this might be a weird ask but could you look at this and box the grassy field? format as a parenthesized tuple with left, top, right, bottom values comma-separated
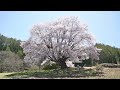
(0, 68, 120, 79)
(79, 68, 120, 79)
(97, 68, 120, 79)
(0, 72, 15, 79)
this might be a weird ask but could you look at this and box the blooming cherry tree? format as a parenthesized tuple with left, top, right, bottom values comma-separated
(21, 16, 100, 69)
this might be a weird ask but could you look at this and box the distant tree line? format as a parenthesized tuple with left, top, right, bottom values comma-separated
(96, 43, 120, 64)
(82, 43, 120, 66)
(0, 33, 24, 59)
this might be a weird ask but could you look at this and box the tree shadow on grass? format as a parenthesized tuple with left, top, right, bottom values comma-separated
(6, 69, 104, 79)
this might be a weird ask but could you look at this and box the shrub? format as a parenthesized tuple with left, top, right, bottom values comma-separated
(42, 63, 60, 70)
(85, 69, 97, 76)
(27, 65, 39, 72)
(95, 65, 104, 74)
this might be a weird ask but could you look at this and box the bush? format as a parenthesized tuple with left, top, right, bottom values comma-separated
(101, 63, 120, 68)
(27, 65, 39, 72)
(42, 63, 60, 70)
(95, 65, 104, 74)
(0, 51, 24, 72)
(85, 69, 97, 76)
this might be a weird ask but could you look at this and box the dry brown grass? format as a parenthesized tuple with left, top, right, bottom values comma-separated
(79, 68, 120, 79)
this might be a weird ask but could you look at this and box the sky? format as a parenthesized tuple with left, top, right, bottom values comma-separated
(0, 11, 120, 48)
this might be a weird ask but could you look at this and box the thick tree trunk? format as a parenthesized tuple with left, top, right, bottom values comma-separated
(38, 65, 41, 72)
(58, 60, 67, 69)
(0, 64, 3, 73)
(57, 56, 68, 69)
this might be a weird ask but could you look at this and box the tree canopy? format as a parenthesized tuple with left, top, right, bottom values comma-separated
(21, 16, 100, 69)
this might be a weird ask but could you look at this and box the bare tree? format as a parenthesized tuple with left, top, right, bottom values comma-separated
(21, 16, 100, 69)
(0, 51, 24, 72)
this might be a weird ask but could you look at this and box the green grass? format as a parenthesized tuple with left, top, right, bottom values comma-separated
(1, 67, 120, 79)
(5, 68, 99, 79)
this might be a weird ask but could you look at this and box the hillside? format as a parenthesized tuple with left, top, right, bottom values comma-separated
(0, 33, 24, 59)
(96, 43, 120, 64)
